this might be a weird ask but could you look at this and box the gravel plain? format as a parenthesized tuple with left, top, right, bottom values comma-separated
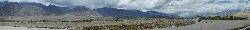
(0, 20, 193, 30)
(1, 20, 248, 30)
(151, 20, 250, 30)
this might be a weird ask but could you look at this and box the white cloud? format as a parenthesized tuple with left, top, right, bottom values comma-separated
(0, 0, 249, 17)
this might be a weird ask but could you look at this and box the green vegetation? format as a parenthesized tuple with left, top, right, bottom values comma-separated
(201, 16, 248, 20)
(0, 17, 18, 22)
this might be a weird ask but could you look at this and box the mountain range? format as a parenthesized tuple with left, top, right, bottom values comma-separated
(0, 2, 178, 18)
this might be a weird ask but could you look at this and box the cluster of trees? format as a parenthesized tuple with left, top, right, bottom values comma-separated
(198, 15, 248, 20)
(0, 17, 19, 22)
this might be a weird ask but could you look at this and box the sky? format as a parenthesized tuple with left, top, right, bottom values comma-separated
(1, 0, 250, 17)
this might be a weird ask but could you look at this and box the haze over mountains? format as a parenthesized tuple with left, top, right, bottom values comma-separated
(0, 2, 176, 18)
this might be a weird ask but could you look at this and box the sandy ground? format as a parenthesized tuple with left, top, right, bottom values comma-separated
(0, 26, 67, 30)
(151, 20, 250, 30)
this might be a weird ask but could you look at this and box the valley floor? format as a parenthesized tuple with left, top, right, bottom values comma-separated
(0, 20, 249, 30)
(150, 20, 250, 30)
(0, 20, 193, 30)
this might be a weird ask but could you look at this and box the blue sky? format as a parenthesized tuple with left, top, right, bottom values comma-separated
(1, 0, 250, 17)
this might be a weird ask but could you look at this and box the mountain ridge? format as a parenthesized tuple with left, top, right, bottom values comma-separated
(0, 2, 177, 18)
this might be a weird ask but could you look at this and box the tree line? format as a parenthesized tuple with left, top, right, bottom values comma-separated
(198, 15, 248, 20)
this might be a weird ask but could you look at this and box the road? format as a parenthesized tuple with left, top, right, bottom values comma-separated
(151, 20, 250, 30)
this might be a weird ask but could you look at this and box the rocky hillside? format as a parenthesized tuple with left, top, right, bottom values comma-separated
(0, 2, 102, 17)
(67, 6, 103, 17)
(14, 5, 47, 16)
(0, 2, 177, 20)
(0, 2, 20, 16)
(96, 7, 178, 18)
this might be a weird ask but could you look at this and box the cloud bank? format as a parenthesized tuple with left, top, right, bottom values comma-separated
(1, 0, 250, 17)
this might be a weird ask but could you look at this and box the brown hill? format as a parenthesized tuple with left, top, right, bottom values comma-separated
(233, 9, 250, 19)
